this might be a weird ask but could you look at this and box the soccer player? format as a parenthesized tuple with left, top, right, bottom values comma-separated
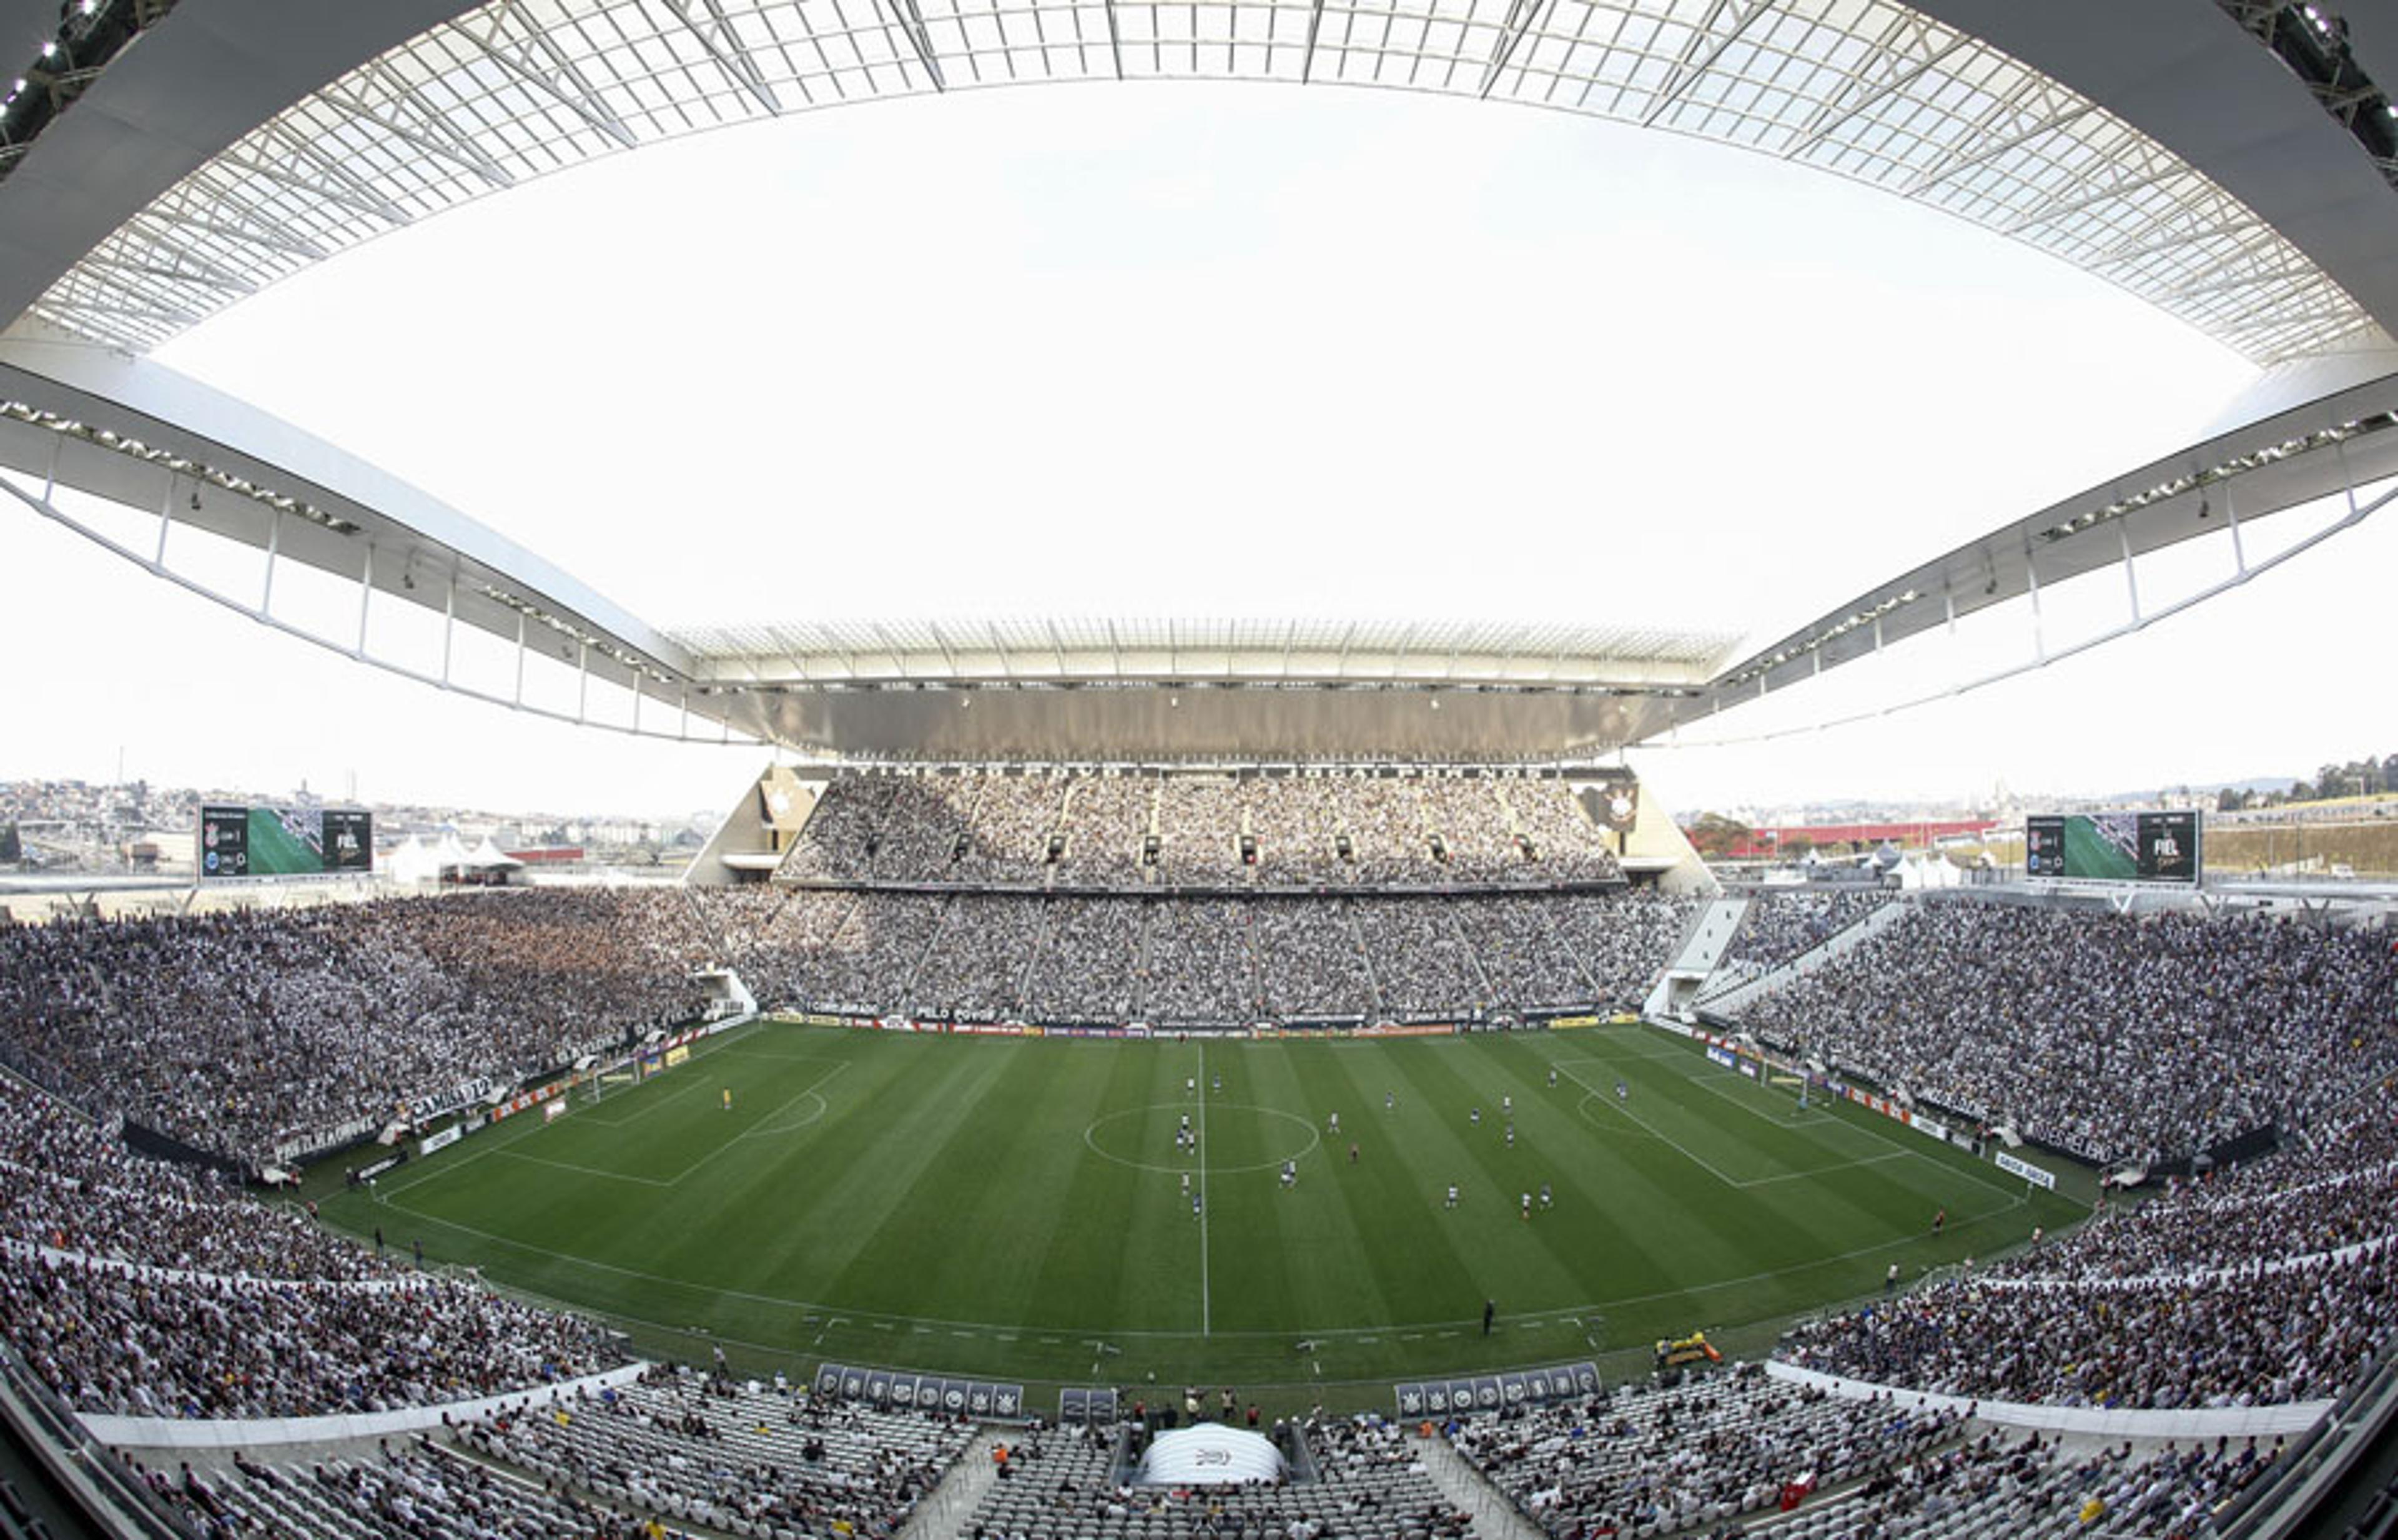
(1445, 1183, 1459, 1209)
(1385, 1090, 1396, 1111)
(723, 1087, 733, 1113)
(1505, 1123, 1516, 1148)
(1470, 1107, 1481, 1126)
(1616, 1080, 1628, 1102)
(1547, 1067, 1558, 1090)
(1932, 1207, 1947, 1234)
(1349, 1142, 1359, 1164)
(1539, 1183, 1552, 1209)
(1520, 1192, 1531, 1220)
(1502, 1095, 1512, 1115)
(1281, 1160, 1296, 1190)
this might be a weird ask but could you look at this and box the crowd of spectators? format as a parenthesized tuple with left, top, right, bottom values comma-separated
(1722, 889, 1897, 973)
(1448, 1371, 1965, 1536)
(0, 889, 718, 1165)
(1777, 1242, 2395, 1411)
(1447, 1365, 2290, 1538)
(1734, 902, 2398, 1163)
(1980, 1083, 2398, 1286)
(1774, 1080, 2398, 1412)
(0, 1078, 383, 1283)
(1757, 1426, 2280, 1540)
(692, 889, 1695, 1024)
(773, 769, 1626, 889)
(0, 1077, 626, 1421)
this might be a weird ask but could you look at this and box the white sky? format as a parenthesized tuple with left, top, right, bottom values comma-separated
(4, 83, 2389, 820)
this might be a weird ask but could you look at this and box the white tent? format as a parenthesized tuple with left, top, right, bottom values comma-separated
(1136, 1426, 1285, 1486)
(464, 836, 524, 872)
(384, 836, 438, 886)
(1898, 852, 1961, 890)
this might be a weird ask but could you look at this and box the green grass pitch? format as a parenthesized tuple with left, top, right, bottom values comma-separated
(320, 1020, 2086, 1403)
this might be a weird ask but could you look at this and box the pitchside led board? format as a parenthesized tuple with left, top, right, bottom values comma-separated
(2025, 811, 2201, 885)
(198, 805, 374, 879)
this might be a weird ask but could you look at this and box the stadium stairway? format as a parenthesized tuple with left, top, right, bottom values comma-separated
(1411, 1429, 1544, 1540)
(1642, 895, 1746, 1021)
(899, 1426, 1009, 1540)
(1695, 897, 1912, 1019)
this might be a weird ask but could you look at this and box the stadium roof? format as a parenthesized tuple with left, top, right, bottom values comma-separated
(1, 0, 2396, 760)
(2, 1, 2397, 364)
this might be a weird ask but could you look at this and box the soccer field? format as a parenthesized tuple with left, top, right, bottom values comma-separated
(323, 1020, 2083, 1400)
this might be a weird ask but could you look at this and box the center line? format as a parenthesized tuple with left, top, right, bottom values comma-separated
(1198, 1041, 1211, 1337)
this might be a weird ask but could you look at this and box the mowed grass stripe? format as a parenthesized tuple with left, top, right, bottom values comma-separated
(332, 1022, 2083, 1389)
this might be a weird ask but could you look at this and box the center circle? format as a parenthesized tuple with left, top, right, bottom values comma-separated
(1085, 1103, 1323, 1176)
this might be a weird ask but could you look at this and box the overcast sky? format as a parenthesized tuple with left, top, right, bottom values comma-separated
(2, 82, 2387, 820)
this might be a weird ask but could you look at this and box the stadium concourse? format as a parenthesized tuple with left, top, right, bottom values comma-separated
(0, 769, 2389, 1537)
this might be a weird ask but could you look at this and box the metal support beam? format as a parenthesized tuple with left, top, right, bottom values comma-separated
(1478, 0, 1556, 99)
(2022, 532, 2045, 663)
(468, 11, 639, 151)
(1779, 19, 1966, 160)
(260, 507, 281, 615)
(2119, 520, 2140, 624)
(440, 562, 458, 686)
(659, 0, 785, 116)
(1641, 0, 1773, 128)
(881, 0, 950, 91)
(329, 70, 518, 190)
(1998, 158, 2191, 239)
(355, 542, 375, 657)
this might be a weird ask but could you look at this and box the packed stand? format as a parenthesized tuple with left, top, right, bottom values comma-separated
(0, 1077, 390, 1284)
(1253, 901, 1382, 1020)
(1734, 902, 2398, 1164)
(695, 890, 1695, 1026)
(455, 1362, 970, 1538)
(1775, 1080, 2398, 1412)
(1549, 891, 1696, 1011)
(1145, 901, 1263, 1023)
(0, 1076, 628, 1421)
(0, 889, 718, 1166)
(1776, 1242, 2395, 1411)
(1351, 901, 1491, 1018)
(773, 769, 1626, 890)
(1154, 778, 1249, 886)
(908, 896, 1044, 1020)
(1722, 889, 1897, 973)
(1978, 1081, 2398, 1285)
(4, 1245, 626, 1421)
